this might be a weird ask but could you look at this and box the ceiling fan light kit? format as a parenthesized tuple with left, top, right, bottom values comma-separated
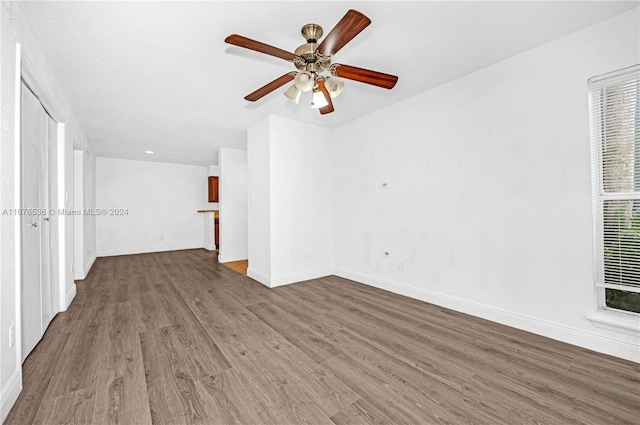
(294, 71, 315, 92)
(225, 9, 398, 115)
(311, 88, 329, 109)
(284, 84, 302, 104)
(323, 76, 344, 98)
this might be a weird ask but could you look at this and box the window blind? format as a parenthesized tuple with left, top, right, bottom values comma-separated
(589, 65, 640, 294)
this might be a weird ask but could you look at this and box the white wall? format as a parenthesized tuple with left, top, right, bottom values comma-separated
(247, 117, 272, 278)
(0, 2, 88, 421)
(72, 144, 97, 280)
(82, 148, 97, 276)
(218, 148, 248, 263)
(331, 10, 640, 361)
(208, 165, 220, 176)
(247, 115, 334, 287)
(73, 150, 84, 278)
(61, 128, 77, 306)
(96, 157, 208, 256)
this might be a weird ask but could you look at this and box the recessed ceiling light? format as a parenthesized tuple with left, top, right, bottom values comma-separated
(144, 150, 154, 154)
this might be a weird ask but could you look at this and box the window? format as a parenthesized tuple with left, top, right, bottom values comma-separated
(589, 64, 640, 314)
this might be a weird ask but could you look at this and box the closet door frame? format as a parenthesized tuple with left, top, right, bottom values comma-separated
(14, 43, 68, 367)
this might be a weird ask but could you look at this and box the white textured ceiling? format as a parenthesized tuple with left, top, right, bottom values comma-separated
(18, 1, 639, 165)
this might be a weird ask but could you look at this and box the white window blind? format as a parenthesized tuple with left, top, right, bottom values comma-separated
(589, 64, 640, 294)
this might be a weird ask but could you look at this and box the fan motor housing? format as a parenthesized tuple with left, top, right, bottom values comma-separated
(294, 23, 331, 71)
(294, 43, 318, 61)
(294, 42, 331, 71)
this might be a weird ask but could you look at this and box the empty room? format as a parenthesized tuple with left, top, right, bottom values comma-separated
(1, 1, 639, 424)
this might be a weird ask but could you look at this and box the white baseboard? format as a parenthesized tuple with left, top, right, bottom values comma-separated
(247, 267, 333, 288)
(64, 283, 76, 310)
(247, 267, 270, 287)
(203, 243, 216, 251)
(74, 252, 96, 280)
(1, 369, 22, 424)
(82, 252, 97, 279)
(270, 268, 334, 287)
(335, 268, 640, 363)
(74, 267, 84, 280)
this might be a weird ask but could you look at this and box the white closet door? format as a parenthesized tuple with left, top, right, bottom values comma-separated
(40, 115, 57, 329)
(21, 82, 46, 361)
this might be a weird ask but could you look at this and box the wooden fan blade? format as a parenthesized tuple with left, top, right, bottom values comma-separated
(245, 73, 295, 102)
(225, 34, 299, 61)
(332, 64, 398, 89)
(317, 10, 371, 57)
(317, 79, 334, 115)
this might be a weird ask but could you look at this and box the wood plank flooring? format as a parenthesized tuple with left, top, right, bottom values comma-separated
(221, 259, 248, 276)
(5, 249, 640, 425)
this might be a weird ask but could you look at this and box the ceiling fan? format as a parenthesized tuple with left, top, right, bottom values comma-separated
(225, 9, 398, 115)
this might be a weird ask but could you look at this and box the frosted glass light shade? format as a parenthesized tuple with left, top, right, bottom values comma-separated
(310, 89, 329, 108)
(324, 77, 344, 98)
(284, 84, 301, 104)
(294, 71, 314, 92)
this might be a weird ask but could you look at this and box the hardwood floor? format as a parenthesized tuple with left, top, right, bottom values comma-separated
(221, 259, 248, 276)
(5, 249, 639, 425)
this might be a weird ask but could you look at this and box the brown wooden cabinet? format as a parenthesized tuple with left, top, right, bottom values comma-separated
(208, 176, 219, 202)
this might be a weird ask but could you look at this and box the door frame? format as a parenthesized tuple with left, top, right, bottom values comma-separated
(14, 43, 68, 367)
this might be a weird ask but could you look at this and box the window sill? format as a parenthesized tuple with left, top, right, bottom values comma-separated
(587, 310, 640, 336)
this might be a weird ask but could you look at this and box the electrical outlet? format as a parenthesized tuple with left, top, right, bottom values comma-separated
(399, 261, 405, 270)
(9, 324, 15, 348)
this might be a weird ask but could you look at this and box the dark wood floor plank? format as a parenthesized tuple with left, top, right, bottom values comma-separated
(323, 303, 475, 390)
(269, 290, 344, 337)
(7, 249, 638, 425)
(332, 331, 518, 425)
(160, 324, 230, 381)
(414, 322, 640, 423)
(329, 327, 574, 425)
(130, 253, 153, 296)
(324, 354, 450, 425)
(32, 386, 96, 425)
(330, 398, 395, 425)
(139, 329, 208, 425)
(232, 330, 359, 418)
(275, 279, 339, 312)
(223, 347, 336, 425)
(568, 356, 640, 394)
(195, 370, 261, 425)
(105, 300, 141, 355)
(247, 301, 343, 363)
(219, 277, 280, 307)
(137, 290, 171, 331)
(42, 316, 105, 400)
(177, 279, 358, 420)
(221, 362, 317, 425)
(93, 349, 152, 425)
(2, 331, 70, 425)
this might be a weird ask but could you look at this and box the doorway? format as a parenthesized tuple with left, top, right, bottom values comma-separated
(20, 81, 57, 361)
